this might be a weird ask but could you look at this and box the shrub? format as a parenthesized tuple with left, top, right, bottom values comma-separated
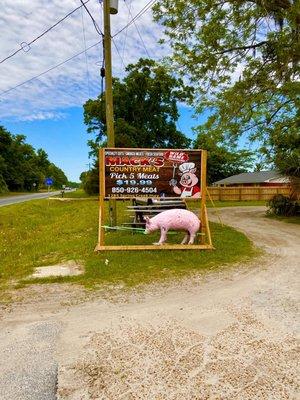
(267, 194, 299, 216)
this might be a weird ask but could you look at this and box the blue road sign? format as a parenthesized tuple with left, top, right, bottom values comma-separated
(45, 178, 54, 186)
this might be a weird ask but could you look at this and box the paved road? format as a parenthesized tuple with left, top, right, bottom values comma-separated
(0, 192, 61, 207)
(0, 320, 60, 400)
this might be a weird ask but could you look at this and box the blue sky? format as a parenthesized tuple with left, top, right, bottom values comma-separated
(2, 105, 204, 182)
(3, 107, 89, 182)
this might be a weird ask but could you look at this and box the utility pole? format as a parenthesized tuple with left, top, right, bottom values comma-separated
(103, 0, 118, 226)
(103, 0, 115, 147)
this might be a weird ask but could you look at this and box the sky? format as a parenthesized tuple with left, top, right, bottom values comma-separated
(0, 0, 206, 181)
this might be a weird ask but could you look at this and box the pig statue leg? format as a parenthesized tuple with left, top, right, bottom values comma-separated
(181, 233, 189, 244)
(154, 227, 167, 245)
(188, 232, 196, 244)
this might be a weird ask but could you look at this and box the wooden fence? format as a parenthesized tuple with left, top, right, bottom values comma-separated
(207, 186, 290, 201)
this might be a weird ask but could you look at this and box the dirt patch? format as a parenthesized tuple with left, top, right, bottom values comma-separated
(30, 260, 84, 278)
(58, 312, 298, 400)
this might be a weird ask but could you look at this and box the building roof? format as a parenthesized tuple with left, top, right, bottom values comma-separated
(213, 170, 288, 185)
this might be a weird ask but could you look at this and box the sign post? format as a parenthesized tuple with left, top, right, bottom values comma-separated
(44, 178, 54, 192)
(96, 148, 213, 251)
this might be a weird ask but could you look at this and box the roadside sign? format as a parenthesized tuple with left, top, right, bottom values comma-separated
(97, 147, 212, 251)
(45, 178, 54, 186)
(103, 148, 202, 198)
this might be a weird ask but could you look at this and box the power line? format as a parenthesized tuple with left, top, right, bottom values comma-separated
(0, 40, 102, 97)
(123, 0, 151, 58)
(0, 1, 156, 97)
(112, 38, 127, 69)
(122, 0, 132, 62)
(81, 6, 91, 97)
(98, 2, 127, 70)
(79, 0, 103, 36)
(113, 0, 157, 38)
(0, 0, 91, 65)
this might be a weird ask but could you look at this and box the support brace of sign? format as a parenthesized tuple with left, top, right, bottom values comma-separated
(95, 148, 213, 251)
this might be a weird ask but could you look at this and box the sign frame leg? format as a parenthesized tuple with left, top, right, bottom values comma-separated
(98, 148, 105, 249)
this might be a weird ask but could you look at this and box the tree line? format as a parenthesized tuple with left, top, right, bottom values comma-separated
(0, 126, 69, 193)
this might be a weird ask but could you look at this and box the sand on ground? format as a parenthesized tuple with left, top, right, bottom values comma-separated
(0, 206, 299, 399)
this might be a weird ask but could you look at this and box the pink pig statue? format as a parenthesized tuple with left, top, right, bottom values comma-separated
(144, 209, 200, 245)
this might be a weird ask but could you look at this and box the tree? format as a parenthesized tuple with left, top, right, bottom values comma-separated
(83, 58, 192, 158)
(0, 173, 8, 194)
(82, 58, 193, 195)
(80, 167, 99, 195)
(47, 163, 68, 189)
(266, 125, 300, 198)
(153, 1, 300, 175)
(67, 181, 80, 188)
(195, 132, 254, 184)
(0, 125, 69, 191)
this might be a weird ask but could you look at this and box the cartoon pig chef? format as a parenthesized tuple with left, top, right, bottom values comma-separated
(170, 162, 201, 198)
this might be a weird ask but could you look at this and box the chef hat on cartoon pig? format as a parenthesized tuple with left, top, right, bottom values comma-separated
(179, 162, 196, 174)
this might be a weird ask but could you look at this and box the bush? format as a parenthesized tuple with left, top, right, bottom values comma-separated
(267, 194, 299, 216)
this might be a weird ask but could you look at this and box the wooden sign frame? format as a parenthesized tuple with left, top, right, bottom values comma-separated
(95, 148, 213, 251)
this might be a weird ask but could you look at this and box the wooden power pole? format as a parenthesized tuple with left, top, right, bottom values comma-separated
(103, 0, 117, 226)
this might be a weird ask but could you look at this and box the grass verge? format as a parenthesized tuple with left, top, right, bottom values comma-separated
(266, 214, 300, 224)
(207, 200, 267, 207)
(0, 199, 259, 294)
(60, 189, 96, 199)
(0, 191, 29, 197)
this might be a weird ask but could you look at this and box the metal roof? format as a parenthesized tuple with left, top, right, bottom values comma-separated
(213, 170, 285, 185)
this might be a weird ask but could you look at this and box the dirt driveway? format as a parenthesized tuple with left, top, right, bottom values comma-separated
(0, 207, 299, 399)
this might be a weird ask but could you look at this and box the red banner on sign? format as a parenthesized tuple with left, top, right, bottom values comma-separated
(164, 151, 189, 163)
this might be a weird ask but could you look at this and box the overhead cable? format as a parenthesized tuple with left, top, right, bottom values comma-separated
(0, 0, 91, 65)
(123, 0, 151, 58)
(0, 40, 102, 97)
(79, 0, 103, 36)
(121, 0, 132, 61)
(112, 38, 127, 69)
(81, 6, 91, 97)
(113, 0, 157, 38)
(98, 1, 127, 70)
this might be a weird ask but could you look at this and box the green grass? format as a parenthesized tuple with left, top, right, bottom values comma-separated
(266, 214, 300, 224)
(207, 200, 267, 207)
(60, 189, 97, 198)
(0, 200, 259, 293)
(0, 191, 29, 197)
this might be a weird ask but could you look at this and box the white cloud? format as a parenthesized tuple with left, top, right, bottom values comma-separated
(20, 111, 67, 121)
(0, 0, 170, 120)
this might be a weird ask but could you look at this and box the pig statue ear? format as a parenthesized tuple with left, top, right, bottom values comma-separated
(144, 216, 150, 223)
(189, 168, 197, 174)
